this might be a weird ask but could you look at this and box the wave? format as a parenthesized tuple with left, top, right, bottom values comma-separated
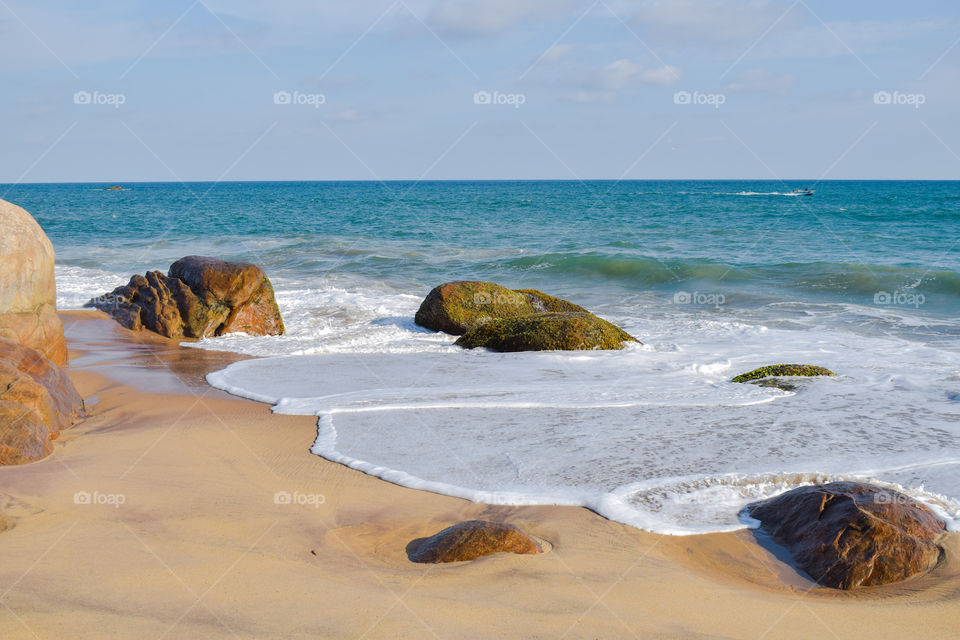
(497, 253, 960, 299)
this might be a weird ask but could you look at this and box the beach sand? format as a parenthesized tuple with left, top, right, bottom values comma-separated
(0, 311, 957, 639)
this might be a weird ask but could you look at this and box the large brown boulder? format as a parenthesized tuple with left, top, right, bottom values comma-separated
(0, 337, 84, 464)
(455, 312, 638, 352)
(0, 199, 68, 365)
(87, 256, 284, 339)
(408, 520, 542, 563)
(415, 281, 589, 335)
(748, 482, 946, 589)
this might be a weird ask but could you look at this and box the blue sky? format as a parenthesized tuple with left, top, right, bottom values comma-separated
(2, 0, 959, 181)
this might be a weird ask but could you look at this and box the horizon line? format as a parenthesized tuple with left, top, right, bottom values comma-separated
(3, 178, 959, 185)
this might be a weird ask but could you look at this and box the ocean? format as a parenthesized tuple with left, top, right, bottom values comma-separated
(10, 179, 960, 534)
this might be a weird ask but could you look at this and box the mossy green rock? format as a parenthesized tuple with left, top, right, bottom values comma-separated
(415, 281, 588, 335)
(455, 312, 638, 352)
(732, 364, 835, 384)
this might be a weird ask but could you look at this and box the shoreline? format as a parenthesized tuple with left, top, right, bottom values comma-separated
(0, 311, 957, 638)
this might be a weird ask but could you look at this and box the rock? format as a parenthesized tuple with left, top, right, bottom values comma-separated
(748, 482, 946, 589)
(103, 186, 123, 190)
(0, 338, 84, 465)
(732, 364, 835, 384)
(414, 281, 588, 335)
(0, 199, 68, 365)
(408, 520, 542, 563)
(87, 256, 284, 339)
(455, 312, 638, 352)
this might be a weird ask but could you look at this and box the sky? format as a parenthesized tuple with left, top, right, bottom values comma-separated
(1, 0, 959, 181)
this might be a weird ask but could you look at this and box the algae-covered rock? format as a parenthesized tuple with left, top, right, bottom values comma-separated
(455, 312, 637, 352)
(414, 281, 588, 335)
(408, 520, 542, 563)
(732, 364, 835, 384)
(748, 482, 946, 589)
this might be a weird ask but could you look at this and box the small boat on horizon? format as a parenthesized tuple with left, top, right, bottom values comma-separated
(791, 188, 814, 196)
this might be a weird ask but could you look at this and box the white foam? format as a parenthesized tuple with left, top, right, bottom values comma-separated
(207, 321, 960, 535)
(55, 265, 128, 309)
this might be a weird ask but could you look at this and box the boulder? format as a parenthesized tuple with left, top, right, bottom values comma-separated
(87, 256, 284, 339)
(414, 281, 588, 335)
(732, 364, 835, 384)
(408, 520, 542, 563)
(0, 337, 84, 464)
(455, 312, 638, 352)
(0, 199, 68, 365)
(748, 482, 946, 589)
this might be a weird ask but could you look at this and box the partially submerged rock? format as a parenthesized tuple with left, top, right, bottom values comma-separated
(87, 256, 284, 339)
(455, 312, 637, 352)
(0, 199, 68, 365)
(408, 520, 542, 563)
(0, 338, 84, 464)
(732, 364, 835, 384)
(414, 281, 588, 335)
(748, 482, 946, 589)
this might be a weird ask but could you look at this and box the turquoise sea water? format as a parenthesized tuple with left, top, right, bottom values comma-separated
(9, 180, 960, 533)
(10, 180, 960, 314)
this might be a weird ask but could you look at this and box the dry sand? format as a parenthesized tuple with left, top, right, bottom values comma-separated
(0, 311, 957, 639)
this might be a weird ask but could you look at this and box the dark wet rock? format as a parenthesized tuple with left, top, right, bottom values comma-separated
(454, 312, 638, 352)
(87, 256, 284, 339)
(408, 520, 542, 563)
(748, 482, 946, 589)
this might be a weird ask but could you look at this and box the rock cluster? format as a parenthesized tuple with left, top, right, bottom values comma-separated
(88, 256, 284, 339)
(415, 281, 637, 351)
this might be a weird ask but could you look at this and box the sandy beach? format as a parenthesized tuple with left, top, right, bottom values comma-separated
(0, 310, 954, 639)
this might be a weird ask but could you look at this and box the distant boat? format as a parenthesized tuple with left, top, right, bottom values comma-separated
(791, 188, 814, 196)
(103, 185, 123, 191)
